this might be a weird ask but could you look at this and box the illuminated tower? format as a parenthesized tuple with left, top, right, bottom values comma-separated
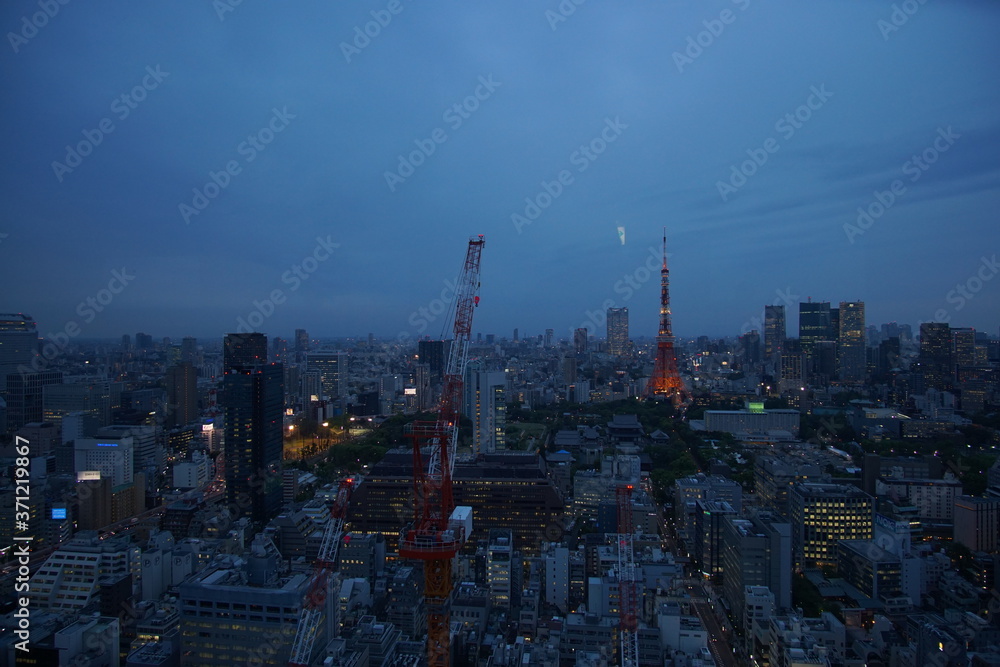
(645, 230, 684, 402)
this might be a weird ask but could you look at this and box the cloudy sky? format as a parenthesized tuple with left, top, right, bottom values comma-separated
(2, 0, 998, 342)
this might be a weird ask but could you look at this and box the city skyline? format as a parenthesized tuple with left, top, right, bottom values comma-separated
(3, 2, 999, 340)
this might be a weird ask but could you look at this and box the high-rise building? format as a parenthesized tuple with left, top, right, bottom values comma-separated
(0, 313, 39, 376)
(135, 332, 153, 350)
(573, 328, 588, 354)
(4, 370, 62, 432)
(417, 339, 449, 382)
(606, 307, 629, 356)
(837, 301, 866, 382)
(721, 510, 791, 624)
(223, 333, 283, 523)
(953, 327, 976, 369)
(789, 483, 873, 570)
(29, 533, 136, 612)
(487, 529, 520, 609)
(43, 380, 120, 428)
(464, 364, 507, 457)
(764, 305, 785, 368)
(798, 300, 832, 360)
(919, 322, 953, 391)
(165, 362, 198, 427)
(544, 329, 554, 348)
(180, 336, 198, 364)
(307, 351, 346, 400)
(224, 332, 268, 370)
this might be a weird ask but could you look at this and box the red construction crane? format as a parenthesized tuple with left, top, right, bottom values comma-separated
(399, 235, 485, 667)
(617, 484, 639, 667)
(288, 476, 357, 667)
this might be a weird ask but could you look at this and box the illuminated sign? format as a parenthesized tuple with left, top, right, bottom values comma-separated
(96, 443, 118, 447)
(748, 402, 765, 414)
(404, 387, 417, 396)
(51, 508, 67, 520)
(77, 471, 101, 481)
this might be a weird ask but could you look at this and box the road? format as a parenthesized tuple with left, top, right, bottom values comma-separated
(691, 594, 738, 667)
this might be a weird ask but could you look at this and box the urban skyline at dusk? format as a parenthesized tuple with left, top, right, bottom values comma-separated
(2, 1, 998, 340)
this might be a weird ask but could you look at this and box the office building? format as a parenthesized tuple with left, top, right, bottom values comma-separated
(606, 307, 629, 356)
(953, 496, 1000, 552)
(29, 532, 137, 612)
(0, 312, 39, 377)
(764, 304, 785, 368)
(837, 540, 901, 601)
(178, 536, 323, 666)
(721, 511, 792, 624)
(789, 483, 873, 570)
(464, 363, 507, 457)
(165, 362, 198, 428)
(919, 322, 953, 391)
(838, 301, 866, 383)
(222, 333, 284, 524)
(43, 380, 121, 428)
(952, 327, 977, 369)
(573, 328, 588, 354)
(307, 350, 346, 400)
(75, 435, 135, 487)
(346, 451, 563, 555)
(417, 339, 450, 382)
(223, 332, 268, 370)
(5, 370, 62, 432)
(799, 301, 833, 359)
(487, 529, 520, 609)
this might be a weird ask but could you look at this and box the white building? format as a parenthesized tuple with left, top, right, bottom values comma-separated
(75, 436, 134, 486)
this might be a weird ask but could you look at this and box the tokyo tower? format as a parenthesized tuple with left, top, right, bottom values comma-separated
(644, 229, 685, 403)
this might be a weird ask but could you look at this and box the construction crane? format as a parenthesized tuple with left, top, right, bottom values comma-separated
(617, 484, 640, 667)
(399, 235, 485, 667)
(288, 476, 357, 667)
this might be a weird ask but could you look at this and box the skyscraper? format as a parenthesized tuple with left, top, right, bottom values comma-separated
(180, 336, 198, 364)
(764, 305, 785, 368)
(798, 301, 832, 359)
(417, 339, 450, 382)
(307, 351, 346, 400)
(919, 322, 953, 391)
(464, 363, 507, 457)
(224, 332, 268, 370)
(222, 333, 283, 524)
(165, 362, 198, 427)
(0, 313, 39, 375)
(606, 307, 629, 356)
(837, 301, 866, 383)
(953, 327, 976, 369)
(573, 328, 588, 354)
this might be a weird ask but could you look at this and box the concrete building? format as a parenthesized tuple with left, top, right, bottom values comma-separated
(789, 483, 873, 570)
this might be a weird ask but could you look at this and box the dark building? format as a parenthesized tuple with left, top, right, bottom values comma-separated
(164, 363, 198, 428)
(799, 300, 833, 373)
(919, 322, 953, 390)
(4, 370, 62, 432)
(223, 332, 268, 370)
(222, 334, 283, 524)
(347, 450, 564, 555)
(764, 305, 785, 367)
(417, 339, 450, 382)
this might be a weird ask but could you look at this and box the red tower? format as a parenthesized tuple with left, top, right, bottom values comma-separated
(645, 229, 685, 402)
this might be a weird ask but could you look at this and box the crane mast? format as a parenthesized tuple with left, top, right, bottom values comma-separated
(400, 235, 484, 667)
(288, 477, 357, 667)
(617, 484, 640, 667)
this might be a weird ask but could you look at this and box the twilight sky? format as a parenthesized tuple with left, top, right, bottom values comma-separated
(2, 0, 999, 342)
